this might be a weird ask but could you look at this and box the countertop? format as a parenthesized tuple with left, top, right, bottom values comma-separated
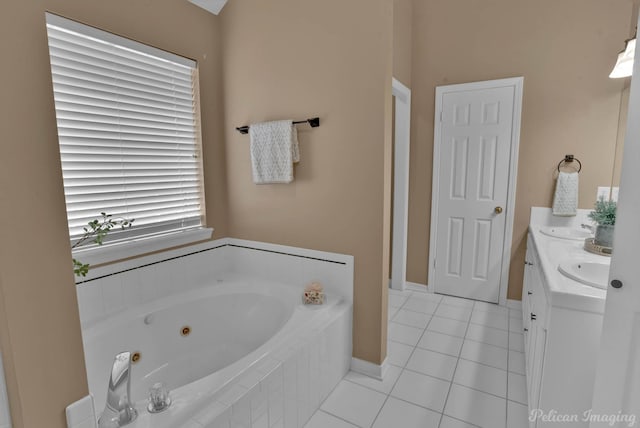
(528, 225, 608, 314)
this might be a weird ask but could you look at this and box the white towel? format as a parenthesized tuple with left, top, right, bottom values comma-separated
(249, 120, 300, 184)
(552, 171, 579, 216)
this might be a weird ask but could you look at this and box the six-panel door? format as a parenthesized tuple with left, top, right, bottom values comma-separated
(434, 85, 516, 302)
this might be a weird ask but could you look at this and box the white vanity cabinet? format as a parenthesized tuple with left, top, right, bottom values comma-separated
(522, 239, 548, 415)
(522, 232, 605, 427)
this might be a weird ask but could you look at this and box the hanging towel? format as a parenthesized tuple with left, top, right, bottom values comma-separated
(249, 120, 300, 184)
(552, 171, 579, 216)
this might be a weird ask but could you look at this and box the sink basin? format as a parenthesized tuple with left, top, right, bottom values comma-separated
(558, 261, 610, 289)
(540, 227, 593, 241)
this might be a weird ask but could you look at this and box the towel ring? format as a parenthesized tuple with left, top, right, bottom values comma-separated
(557, 155, 582, 173)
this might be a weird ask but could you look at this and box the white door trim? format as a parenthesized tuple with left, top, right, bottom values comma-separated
(391, 78, 411, 291)
(428, 77, 523, 306)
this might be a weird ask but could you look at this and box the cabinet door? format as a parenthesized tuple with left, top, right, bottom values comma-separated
(523, 237, 549, 426)
(523, 281, 530, 331)
(522, 245, 535, 388)
(527, 255, 548, 427)
(526, 311, 538, 392)
(522, 246, 533, 330)
(530, 326, 547, 419)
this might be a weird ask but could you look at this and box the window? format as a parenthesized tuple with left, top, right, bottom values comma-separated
(45, 13, 209, 260)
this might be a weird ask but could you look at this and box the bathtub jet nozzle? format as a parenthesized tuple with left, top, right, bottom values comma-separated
(98, 351, 138, 428)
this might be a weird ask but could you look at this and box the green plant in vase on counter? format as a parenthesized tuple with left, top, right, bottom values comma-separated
(72, 212, 134, 277)
(588, 198, 616, 248)
(588, 198, 617, 226)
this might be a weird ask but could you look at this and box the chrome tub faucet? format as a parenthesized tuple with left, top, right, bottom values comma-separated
(98, 351, 137, 428)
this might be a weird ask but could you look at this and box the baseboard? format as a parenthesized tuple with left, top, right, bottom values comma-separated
(507, 299, 522, 310)
(66, 394, 96, 428)
(389, 278, 409, 291)
(388, 280, 429, 292)
(351, 357, 389, 381)
(406, 281, 428, 292)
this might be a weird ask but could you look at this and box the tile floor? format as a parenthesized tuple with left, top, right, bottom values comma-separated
(304, 286, 529, 428)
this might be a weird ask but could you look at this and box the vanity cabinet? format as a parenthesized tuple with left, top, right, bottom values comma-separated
(522, 241, 547, 415)
(522, 232, 604, 428)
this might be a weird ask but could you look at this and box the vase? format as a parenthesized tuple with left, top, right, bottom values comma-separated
(594, 224, 615, 248)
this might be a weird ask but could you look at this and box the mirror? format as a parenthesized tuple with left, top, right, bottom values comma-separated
(611, 83, 630, 188)
(610, 5, 638, 191)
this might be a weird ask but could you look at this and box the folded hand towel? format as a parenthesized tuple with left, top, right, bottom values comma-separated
(552, 171, 579, 216)
(249, 120, 299, 184)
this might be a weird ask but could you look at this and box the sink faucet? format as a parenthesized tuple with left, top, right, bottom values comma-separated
(98, 352, 138, 428)
(581, 223, 595, 232)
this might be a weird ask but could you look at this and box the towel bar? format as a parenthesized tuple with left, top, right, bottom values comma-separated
(557, 154, 582, 172)
(236, 117, 320, 135)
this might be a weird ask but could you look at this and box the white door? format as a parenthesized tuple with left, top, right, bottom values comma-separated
(430, 78, 522, 303)
(590, 20, 640, 426)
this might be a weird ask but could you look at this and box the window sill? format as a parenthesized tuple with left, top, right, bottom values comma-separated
(72, 227, 214, 268)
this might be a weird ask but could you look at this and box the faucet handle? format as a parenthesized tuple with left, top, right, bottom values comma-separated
(147, 382, 171, 413)
(581, 223, 594, 232)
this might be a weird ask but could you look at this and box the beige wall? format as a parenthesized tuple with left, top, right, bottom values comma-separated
(2, 0, 633, 425)
(219, 0, 394, 364)
(393, 0, 413, 87)
(406, 0, 633, 300)
(0, 1, 226, 426)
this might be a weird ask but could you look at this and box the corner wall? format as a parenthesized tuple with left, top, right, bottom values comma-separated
(406, 0, 633, 300)
(220, 0, 394, 365)
(393, 0, 413, 87)
(0, 1, 226, 426)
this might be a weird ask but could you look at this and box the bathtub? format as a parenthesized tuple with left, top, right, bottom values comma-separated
(83, 273, 351, 428)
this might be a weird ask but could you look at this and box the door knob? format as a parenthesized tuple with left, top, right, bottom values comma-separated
(495, 206, 503, 214)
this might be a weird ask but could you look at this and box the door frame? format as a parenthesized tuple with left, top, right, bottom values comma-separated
(428, 77, 523, 306)
(390, 78, 412, 291)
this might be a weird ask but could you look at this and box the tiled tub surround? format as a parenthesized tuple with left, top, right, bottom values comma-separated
(76, 238, 354, 325)
(73, 238, 353, 428)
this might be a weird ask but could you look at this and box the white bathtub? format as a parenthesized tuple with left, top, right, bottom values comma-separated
(84, 274, 350, 428)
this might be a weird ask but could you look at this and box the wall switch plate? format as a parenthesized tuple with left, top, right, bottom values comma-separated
(611, 187, 619, 202)
(597, 187, 611, 201)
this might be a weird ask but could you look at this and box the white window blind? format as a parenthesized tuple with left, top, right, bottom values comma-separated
(45, 13, 206, 245)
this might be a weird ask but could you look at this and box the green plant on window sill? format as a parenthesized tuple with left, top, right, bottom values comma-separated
(72, 212, 134, 277)
(588, 198, 617, 226)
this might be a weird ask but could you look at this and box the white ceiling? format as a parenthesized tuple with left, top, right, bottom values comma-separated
(188, 0, 228, 15)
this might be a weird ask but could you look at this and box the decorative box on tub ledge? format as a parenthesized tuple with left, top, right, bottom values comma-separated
(303, 282, 324, 305)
